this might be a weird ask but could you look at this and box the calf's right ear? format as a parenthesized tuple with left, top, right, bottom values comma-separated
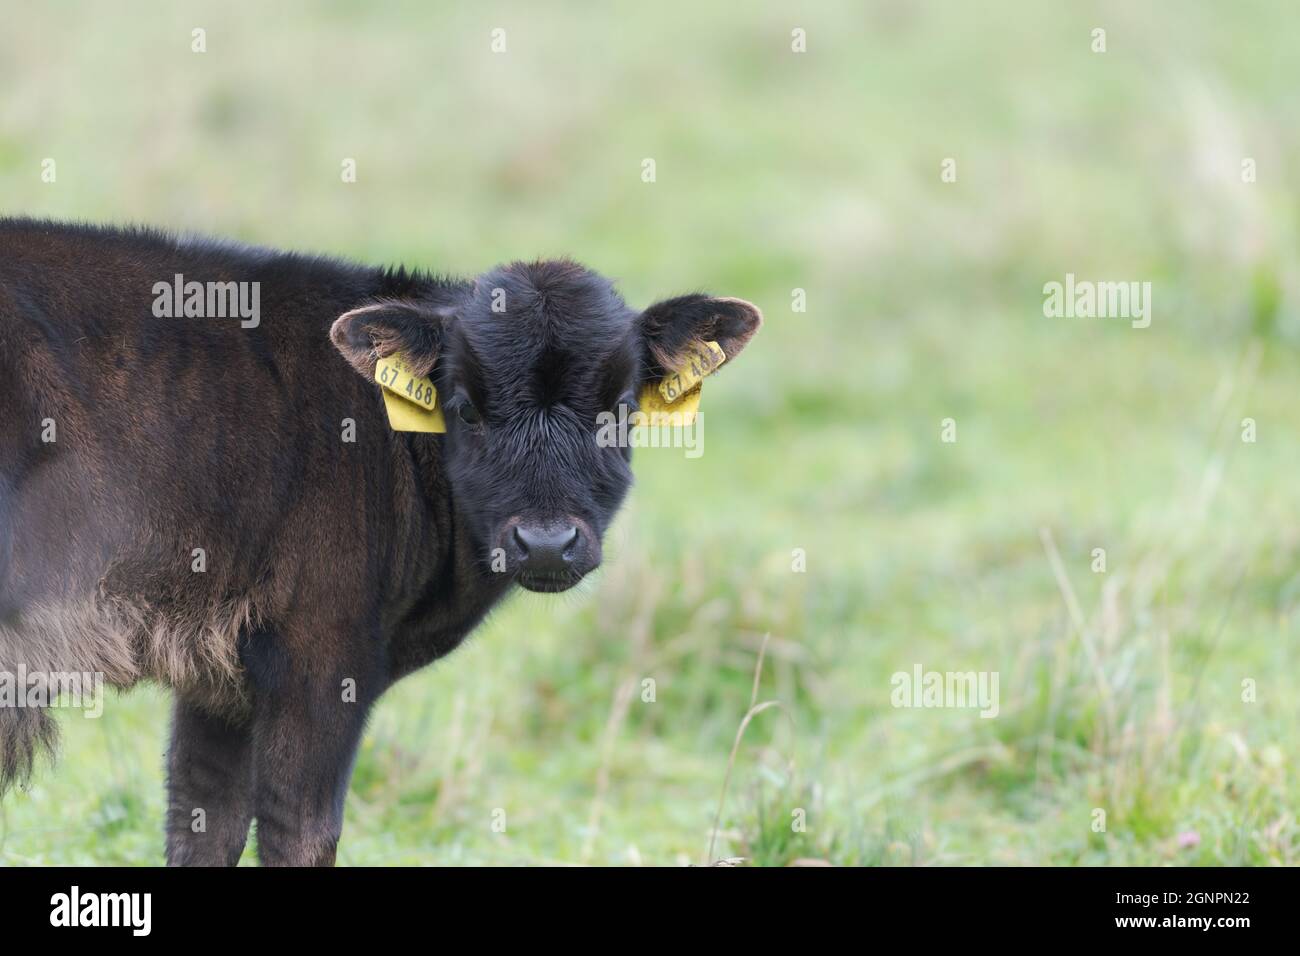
(639, 294, 763, 379)
(330, 301, 450, 379)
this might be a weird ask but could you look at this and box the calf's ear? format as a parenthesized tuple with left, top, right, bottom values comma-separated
(330, 301, 450, 379)
(639, 294, 762, 381)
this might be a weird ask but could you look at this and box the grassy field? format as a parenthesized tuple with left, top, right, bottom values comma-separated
(2, 0, 1299, 865)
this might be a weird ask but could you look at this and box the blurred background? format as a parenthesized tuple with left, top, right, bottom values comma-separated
(1, 0, 1297, 865)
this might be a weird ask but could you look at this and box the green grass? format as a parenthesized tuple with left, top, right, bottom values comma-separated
(2, 0, 1299, 865)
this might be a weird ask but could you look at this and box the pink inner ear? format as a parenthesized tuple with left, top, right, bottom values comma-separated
(641, 292, 763, 374)
(330, 302, 440, 378)
(711, 297, 763, 358)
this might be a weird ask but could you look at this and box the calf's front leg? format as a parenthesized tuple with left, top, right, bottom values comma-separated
(247, 628, 378, 867)
(165, 698, 255, 866)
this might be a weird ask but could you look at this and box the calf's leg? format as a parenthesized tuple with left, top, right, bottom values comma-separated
(165, 699, 255, 866)
(247, 627, 377, 867)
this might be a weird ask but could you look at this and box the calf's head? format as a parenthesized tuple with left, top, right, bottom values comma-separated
(331, 261, 761, 592)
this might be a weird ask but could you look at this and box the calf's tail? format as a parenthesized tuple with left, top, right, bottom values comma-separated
(0, 481, 59, 795)
(0, 702, 58, 795)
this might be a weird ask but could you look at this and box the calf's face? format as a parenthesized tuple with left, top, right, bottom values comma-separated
(331, 260, 760, 592)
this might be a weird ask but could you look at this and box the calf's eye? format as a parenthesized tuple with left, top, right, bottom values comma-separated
(457, 402, 482, 426)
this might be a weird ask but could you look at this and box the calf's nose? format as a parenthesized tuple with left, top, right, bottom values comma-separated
(513, 524, 580, 575)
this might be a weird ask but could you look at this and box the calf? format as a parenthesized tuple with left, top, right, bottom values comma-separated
(0, 217, 761, 865)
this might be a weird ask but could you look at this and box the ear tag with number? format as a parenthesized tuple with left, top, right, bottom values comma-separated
(375, 353, 446, 433)
(636, 340, 725, 427)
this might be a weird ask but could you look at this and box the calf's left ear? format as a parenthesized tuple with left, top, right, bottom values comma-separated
(330, 301, 450, 379)
(639, 294, 763, 379)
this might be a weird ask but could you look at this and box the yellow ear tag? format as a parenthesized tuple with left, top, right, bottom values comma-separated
(636, 340, 725, 427)
(375, 353, 446, 433)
